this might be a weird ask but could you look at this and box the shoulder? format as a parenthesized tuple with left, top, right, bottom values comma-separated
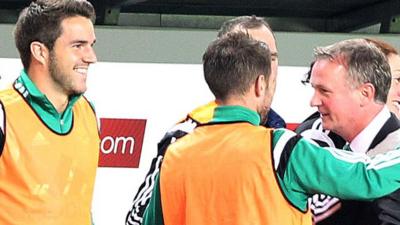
(295, 111, 322, 133)
(187, 101, 217, 124)
(296, 112, 346, 148)
(368, 129, 400, 156)
(264, 108, 286, 128)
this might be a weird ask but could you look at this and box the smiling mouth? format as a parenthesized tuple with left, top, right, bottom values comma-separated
(319, 111, 330, 120)
(74, 67, 88, 75)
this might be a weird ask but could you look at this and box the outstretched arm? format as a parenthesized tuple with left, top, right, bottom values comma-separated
(273, 128, 400, 211)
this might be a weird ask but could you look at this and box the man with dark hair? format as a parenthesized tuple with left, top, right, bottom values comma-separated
(217, 15, 284, 128)
(142, 32, 400, 225)
(0, 0, 99, 224)
(125, 16, 284, 224)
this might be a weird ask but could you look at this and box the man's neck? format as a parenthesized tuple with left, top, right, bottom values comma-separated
(28, 66, 69, 113)
(348, 106, 390, 153)
(217, 94, 257, 111)
(343, 105, 385, 143)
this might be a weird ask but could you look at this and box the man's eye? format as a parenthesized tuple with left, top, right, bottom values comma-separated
(73, 44, 83, 49)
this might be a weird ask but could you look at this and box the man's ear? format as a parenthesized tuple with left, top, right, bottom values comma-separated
(359, 82, 375, 106)
(255, 74, 266, 97)
(30, 41, 49, 65)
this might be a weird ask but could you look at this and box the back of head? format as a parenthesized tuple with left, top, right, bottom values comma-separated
(202, 32, 271, 101)
(217, 15, 273, 38)
(314, 38, 391, 104)
(14, 0, 96, 69)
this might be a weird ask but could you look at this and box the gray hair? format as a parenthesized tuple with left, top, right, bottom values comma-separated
(314, 38, 391, 104)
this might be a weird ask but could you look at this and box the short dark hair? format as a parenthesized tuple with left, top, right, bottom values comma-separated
(203, 32, 271, 101)
(217, 15, 274, 39)
(14, 0, 96, 69)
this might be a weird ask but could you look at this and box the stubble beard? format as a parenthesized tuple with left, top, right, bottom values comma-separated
(48, 52, 82, 96)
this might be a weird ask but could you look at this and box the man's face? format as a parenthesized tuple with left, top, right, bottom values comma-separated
(246, 26, 278, 122)
(48, 15, 97, 96)
(387, 53, 400, 118)
(246, 26, 278, 81)
(310, 59, 362, 138)
(258, 75, 275, 124)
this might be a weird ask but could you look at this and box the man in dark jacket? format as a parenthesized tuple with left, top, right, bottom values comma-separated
(296, 38, 400, 225)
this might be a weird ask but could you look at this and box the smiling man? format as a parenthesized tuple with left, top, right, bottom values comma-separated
(309, 39, 393, 153)
(298, 39, 400, 225)
(380, 39, 400, 119)
(0, 1, 100, 225)
(142, 32, 400, 225)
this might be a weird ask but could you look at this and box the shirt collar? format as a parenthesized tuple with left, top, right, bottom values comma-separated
(16, 69, 81, 113)
(18, 69, 44, 98)
(350, 106, 391, 153)
(212, 105, 261, 126)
